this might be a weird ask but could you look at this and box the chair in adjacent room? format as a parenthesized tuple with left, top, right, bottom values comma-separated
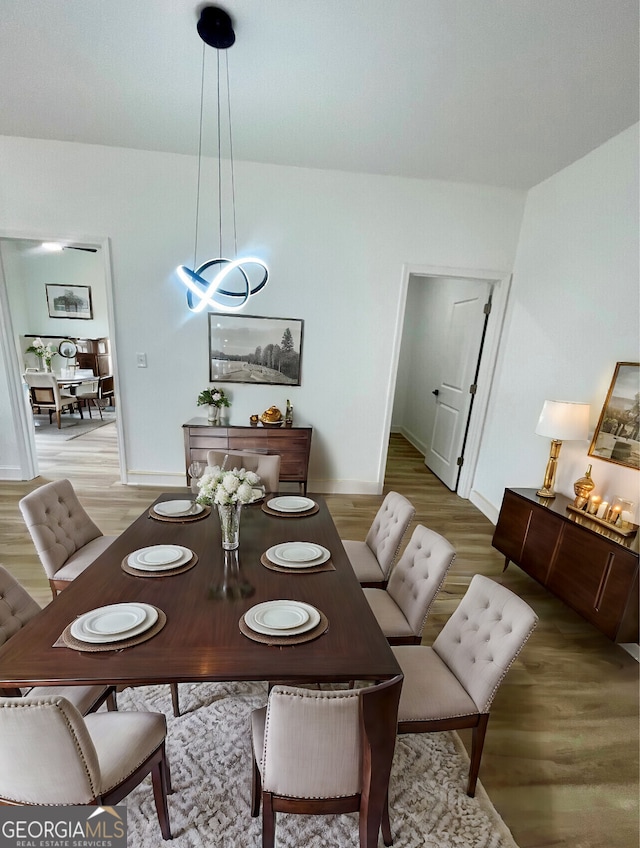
(206, 449, 281, 493)
(250, 676, 403, 848)
(0, 695, 172, 840)
(341, 491, 415, 588)
(23, 371, 82, 429)
(75, 378, 103, 419)
(392, 573, 538, 796)
(363, 524, 456, 644)
(0, 565, 116, 713)
(18, 479, 118, 598)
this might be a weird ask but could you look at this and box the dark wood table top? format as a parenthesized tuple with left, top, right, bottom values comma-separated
(0, 494, 401, 689)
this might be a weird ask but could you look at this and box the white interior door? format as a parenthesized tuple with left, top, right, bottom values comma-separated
(426, 280, 491, 489)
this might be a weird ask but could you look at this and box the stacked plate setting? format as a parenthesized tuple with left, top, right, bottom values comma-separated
(153, 500, 204, 517)
(127, 545, 193, 572)
(266, 496, 316, 513)
(265, 541, 330, 568)
(70, 603, 158, 644)
(244, 600, 321, 636)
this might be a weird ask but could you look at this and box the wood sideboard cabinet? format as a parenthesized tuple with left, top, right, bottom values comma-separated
(492, 487, 639, 643)
(183, 419, 313, 493)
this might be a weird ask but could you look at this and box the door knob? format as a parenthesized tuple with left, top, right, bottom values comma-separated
(432, 389, 439, 396)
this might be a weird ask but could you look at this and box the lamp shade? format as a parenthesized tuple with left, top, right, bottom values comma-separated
(535, 400, 590, 441)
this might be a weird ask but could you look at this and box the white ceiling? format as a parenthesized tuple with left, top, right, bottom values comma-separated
(1, 0, 638, 189)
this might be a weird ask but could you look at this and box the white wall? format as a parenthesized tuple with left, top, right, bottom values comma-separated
(472, 124, 640, 523)
(0, 135, 525, 490)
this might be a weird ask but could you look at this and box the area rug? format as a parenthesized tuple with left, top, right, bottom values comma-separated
(118, 681, 519, 848)
(32, 409, 115, 440)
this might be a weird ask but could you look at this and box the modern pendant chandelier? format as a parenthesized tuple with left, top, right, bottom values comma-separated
(177, 5, 269, 313)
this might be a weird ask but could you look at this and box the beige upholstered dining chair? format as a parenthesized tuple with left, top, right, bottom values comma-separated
(393, 574, 538, 796)
(0, 695, 172, 840)
(23, 371, 81, 429)
(0, 565, 116, 713)
(75, 378, 103, 419)
(206, 449, 281, 493)
(251, 676, 403, 848)
(342, 491, 415, 587)
(18, 479, 117, 598)
(363, 524, 456, 644)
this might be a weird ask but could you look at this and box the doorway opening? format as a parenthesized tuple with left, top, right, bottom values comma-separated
(388, 266, 511, 499)
(0, 234, 125, 482)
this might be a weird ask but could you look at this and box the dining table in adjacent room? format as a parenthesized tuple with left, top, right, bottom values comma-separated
(0, 492, 402, 847)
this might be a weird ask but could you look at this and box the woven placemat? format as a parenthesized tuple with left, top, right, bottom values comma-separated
(58, 607, 167, 652)
(260, 552, 335, 574)
(121, 553, 198, 578)
(261, 503, 319, 518)
(238, 610, 329, 646)
(149, 505, 211, 523)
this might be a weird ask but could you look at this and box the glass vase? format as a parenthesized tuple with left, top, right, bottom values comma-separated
(217, 502, 242, 550)
(207, 404, 220, 424)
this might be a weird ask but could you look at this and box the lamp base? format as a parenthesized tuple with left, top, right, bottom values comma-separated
(536, 487, 556, 499)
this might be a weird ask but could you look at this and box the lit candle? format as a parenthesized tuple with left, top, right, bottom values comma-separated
(610, 506, 622, 524)
(596, 501, 609, 519)
(587, 495, 601, 515)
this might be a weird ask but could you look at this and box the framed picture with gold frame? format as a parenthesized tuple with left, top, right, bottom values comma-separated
(588, 362, 640, 469)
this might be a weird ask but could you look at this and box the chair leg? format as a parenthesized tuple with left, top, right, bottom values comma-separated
(86, 400, 93, 419)
(106, 690, 118, 711)
(56, 409, 62, 429)
(381, 788, 392, 846)
(150, 746, 172, 840)
(251, 755, 261, 817)
(467, 714, 490, 797)
(261, 792, 276, 848)
(94, 399, 103, 420)
(170, 683, 180, 717)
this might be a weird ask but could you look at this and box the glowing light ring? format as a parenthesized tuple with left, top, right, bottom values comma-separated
(177, 257, 269, 312)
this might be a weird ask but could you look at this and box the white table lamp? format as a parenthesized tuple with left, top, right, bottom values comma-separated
(535, 400, 590, 498)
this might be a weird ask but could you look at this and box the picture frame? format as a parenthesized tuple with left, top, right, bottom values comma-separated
(208, 313, 303, 385)
(588, 362, 640, 470)
(46, 284, 93, 319)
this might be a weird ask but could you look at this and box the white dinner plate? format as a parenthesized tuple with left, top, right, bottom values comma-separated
(266, 542, 330, 568)
(154, 500, 204, 517)
(82, 604, 147, 635)
(70, 603, 158, 644)
(127, 546, 193, 571)
(130, 545, 184, 566)
(244, 601, 321, 636)
(267, 497, 316, 513)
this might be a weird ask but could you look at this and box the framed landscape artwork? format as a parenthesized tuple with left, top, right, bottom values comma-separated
(208, 313, 303, 385)
(46, 284, 93, 319)
(588, 361, 640, 470)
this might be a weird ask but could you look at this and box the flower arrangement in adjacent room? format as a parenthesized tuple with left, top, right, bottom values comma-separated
(25, 337, 57, 371)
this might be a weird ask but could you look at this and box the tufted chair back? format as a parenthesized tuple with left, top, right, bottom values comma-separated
(364, 491, 416, 579)
(19, 479, 102, 580)
(386, 524, 456, 637)
(433, 573, 539, 713)
(207, 449, 281, 493)
(0, 565, 40, 647)
(0, 696, 101, 804)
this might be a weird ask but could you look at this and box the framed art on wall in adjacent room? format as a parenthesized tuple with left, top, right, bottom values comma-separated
(588, 361, 640, 469)
(46, 284, 93, 319)
(208, 313, 303, 385)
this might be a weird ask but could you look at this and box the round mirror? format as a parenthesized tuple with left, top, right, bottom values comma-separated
(58, 339, 78, 359)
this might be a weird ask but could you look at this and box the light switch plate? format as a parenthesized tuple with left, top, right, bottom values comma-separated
(136, 353, 147, 368)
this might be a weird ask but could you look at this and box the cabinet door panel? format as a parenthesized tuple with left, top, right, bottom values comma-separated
(492, 493, 531, 563)
(520, 510, 563, 584)
(548, 524, 638, 639)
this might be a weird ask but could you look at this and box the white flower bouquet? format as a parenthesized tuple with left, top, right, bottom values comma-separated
(196, 466, 261, 506)
(26, 337, 57, 367)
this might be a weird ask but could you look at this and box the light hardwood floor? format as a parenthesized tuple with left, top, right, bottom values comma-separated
(1, 424, 637, 848)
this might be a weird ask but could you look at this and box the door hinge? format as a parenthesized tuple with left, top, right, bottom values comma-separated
(469, 383, 477, 394)
(456, 456, 464, 467)
(483, 299, 492, 315)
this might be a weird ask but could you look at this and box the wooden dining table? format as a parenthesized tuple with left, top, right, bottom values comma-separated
(0, 493, 402, 847)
